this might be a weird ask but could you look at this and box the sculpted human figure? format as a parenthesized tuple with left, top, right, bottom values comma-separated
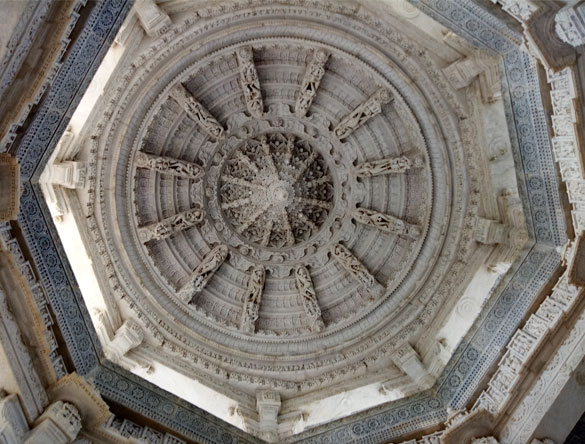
(240, 265, 266, 333)
(169, 84, 224, 139)
(330, 243, 375, 288)
(294, 265, 324, 331)
(334, 87, 393, 139)
(237, 47, 263, 118)
(139, 208, 205, 242)
(295, 49, 330, 117)
(136, 151, 203, 179)
(352, 208, 421, 239)
(182, 245, 229, 302)
(356, 156, 413, 176)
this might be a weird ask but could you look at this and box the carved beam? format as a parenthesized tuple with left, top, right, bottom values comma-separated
(236, 47, 264, 118)
(240, 265, 265, 333)
(295, 49, 330, 117)
(135, 151, 203, 179)
(355, 155, 421, 177)
(138, 207, 204, 242)
(180, 245, 229, 302)
(333, 88, 393, 140)
(352, 208, 421, 239)
(169, 84, 224, 140)
(294, 265, 324, 332)
(330, 243, 376, 289)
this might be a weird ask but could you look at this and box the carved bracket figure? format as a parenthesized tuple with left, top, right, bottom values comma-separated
(138, 207, 205, 242)
(240, 265, 266, 333)
(169, 84, 224, 139)
(333, 87, 393, 140)
(330, 243, 376, 288)
(295, 49, 330, 117)
(236, 47, 264, 118)
(135, 151, 203, 179)
(181, 245, 229, 302)
(355, 155, 422, 177)
(352, 208, 421, 239)
(294, 265, 325, 332)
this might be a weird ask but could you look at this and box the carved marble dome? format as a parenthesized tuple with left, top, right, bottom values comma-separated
(51, 0, 528, 436)
(96, 7, 463, 368)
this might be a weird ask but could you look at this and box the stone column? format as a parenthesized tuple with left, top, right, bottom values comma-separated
(24, 401, 81, 444)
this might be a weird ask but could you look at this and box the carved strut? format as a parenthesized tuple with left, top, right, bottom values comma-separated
(138, 207, 205, 242)
(236, 46, 264, 118)
(294, 265, 325, 332)
(135, 151, 203, 179)
(295, 49, 330, 117)
(169, 84, 225, 140)
(240, 265, 266, 333)
(180, 245, 229, 303)
(333, 87, 393, 140)
(352, 208, 421, 239)
(330, 243, 376, 288)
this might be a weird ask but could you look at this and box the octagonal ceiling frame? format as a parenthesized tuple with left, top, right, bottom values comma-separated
(7, 0, 568, 443)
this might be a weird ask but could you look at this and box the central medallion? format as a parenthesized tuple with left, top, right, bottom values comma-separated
(219, 132, 334, 249)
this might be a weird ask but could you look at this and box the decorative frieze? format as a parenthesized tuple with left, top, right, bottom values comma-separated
(239, 265, 265, 333)
(546, 67, 585, 232)
(295, 49, 330, 117)
(138, 207, 205, 242)
(105, 414, 186, 444)
(0, 284, 48, 420)
(473, 268, 582, 415)
(333, 88, 393, 140)
(236, 47, 263, 118)
(0, 224, 66, 381)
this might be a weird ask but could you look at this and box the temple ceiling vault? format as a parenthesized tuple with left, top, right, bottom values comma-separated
(3, 0, 585, 443)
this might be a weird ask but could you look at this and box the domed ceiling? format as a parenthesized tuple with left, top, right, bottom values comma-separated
(88, 0, 486, 402)
(30, 0, 565, 441)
